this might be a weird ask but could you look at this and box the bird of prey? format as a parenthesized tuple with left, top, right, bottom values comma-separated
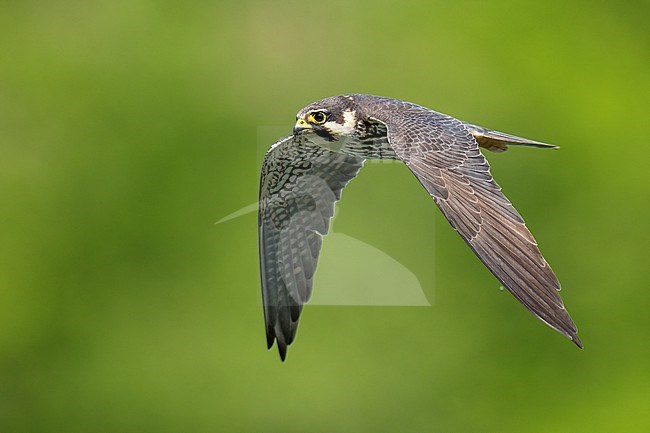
(259, 94, 581, 360)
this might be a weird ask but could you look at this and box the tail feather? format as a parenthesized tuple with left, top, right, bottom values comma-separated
(465, 123, 559, 153)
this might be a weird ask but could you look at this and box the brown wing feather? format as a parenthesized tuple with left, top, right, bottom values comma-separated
(365, 97, 581, 347)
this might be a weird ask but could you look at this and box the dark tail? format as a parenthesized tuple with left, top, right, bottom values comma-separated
(464, 123, 559, 153)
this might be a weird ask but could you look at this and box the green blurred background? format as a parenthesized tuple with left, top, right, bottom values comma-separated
(1, 0, 648, 431)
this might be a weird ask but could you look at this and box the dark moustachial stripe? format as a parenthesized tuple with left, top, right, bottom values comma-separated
(313, 125, 336, 142)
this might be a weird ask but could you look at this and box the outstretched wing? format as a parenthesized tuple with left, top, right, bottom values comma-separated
(259, 135, 364, 360)
(367, 98, 581, 347)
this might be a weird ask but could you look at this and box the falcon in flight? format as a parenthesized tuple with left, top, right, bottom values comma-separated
(259, 94, 581, 360)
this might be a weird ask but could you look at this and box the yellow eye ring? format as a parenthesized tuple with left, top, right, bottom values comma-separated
(308, 112, 327, 125)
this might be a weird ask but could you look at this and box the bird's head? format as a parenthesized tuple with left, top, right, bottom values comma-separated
(293, 95, 361, 142)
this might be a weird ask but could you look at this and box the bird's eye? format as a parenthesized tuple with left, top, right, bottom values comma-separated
(309, 112, 327, 125)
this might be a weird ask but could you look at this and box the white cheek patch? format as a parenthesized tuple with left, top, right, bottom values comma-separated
(325, 110, 357, 136)
(343, 110, 357, 128)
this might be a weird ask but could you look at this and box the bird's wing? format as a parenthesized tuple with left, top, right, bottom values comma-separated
(368, 100, 581, 347)
(259, 135, 364, 360)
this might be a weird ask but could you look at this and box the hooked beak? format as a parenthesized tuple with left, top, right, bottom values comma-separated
(293, 118, 312, 135)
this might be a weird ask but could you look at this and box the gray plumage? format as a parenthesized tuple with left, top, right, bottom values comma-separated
(259, 94, 581, 361)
